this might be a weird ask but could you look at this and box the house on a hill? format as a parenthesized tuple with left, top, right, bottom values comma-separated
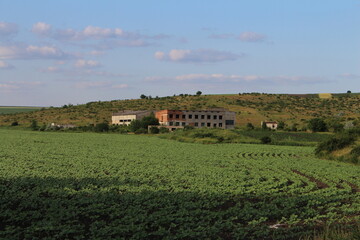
(261, 121, 278, 130)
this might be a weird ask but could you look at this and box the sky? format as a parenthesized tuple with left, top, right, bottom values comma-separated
(0, 0, 359, 106)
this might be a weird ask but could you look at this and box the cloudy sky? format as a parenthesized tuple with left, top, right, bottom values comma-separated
(0, 0, 359, 106)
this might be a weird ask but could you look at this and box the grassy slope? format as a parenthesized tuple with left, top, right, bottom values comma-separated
(0, 93, 359, 127)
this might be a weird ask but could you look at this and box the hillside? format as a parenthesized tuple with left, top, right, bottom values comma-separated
(1, 93, 359, 128)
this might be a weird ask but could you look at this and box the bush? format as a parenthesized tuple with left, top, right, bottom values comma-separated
(30, 120, 39, 131)
(159, 127, 170, 133)
(149, 126, 160, 134)
(308, 118, 328, 132)
(260, 136, 272, 144)
(315, 135, 355, 154)
(94, 122, 109, 132)
(11, 121, 19, 126)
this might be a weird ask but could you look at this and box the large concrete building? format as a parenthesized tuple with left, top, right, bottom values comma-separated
(155, 108, 236, 130)
(112, 108, 236, 130)
(112, 110, 153, 126)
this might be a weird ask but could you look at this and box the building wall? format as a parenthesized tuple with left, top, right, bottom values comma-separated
(157, 109, 236, 129)
(112, 114, 137, 125)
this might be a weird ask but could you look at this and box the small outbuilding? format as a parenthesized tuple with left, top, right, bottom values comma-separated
(261, 121, 278, 130)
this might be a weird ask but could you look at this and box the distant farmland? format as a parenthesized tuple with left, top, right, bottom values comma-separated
(0, 106, 43, 115)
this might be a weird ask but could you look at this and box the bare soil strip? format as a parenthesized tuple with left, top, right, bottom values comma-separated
(291, 169, 329, 189)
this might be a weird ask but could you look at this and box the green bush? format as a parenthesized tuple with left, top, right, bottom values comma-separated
(159, 127, 170, 133)
(134, 128, 147, 134)
(260, 136, 272, 144)
(149, 126, 160, 134)
(315, 135, 355, 154)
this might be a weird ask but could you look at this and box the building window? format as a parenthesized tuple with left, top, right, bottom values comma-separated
(213, 115, 217, 120)
(213, 123, 217, 128)
(182, 115, 186, 119)
(207, 123, 211, 127)
(188, 114, 192, 119)
(225, 120, 234, 125)
(195, 122, 199, 127)
(201, 123, 205, 127)
(207, 115, 211, 120)
(169, 114, 173, 118)
(169, 122, 173, 126)
(175, 122, 180, 126)
(219, 123, 223, 127)
(182, 122, 186, 126)
(201, 115, 205, 119)
(195, 115, 198, 119)
(175, 114, 179, 119)
(120, 120, 123, 122)
(219, 115, 223, 120)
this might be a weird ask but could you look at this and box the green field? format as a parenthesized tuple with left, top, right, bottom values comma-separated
(0, 106, 43, 115)
(0, 130, 359, 239)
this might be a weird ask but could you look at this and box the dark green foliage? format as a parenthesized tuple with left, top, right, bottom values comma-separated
(196, 91, 202, 96)
(277, 121, 285, 130)
(246, 122, 254, 130)
(11, 121, 19, 126)
(149, 126, 160, 134)
(159, 127, 170, 133)
(260, 136, 272, 144)
(140, 94, 147, 99)
(184, 125, 195, 131)
(308, 118, 328, 132)
(129, 119, 142, 132)
(30, 120, 39, 130)
(94, 122, 109, 132)
(315, 135, 355, 155)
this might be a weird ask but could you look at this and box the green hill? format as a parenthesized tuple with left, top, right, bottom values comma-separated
(1, 93, 359, 128)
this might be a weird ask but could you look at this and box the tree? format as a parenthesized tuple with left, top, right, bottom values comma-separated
(30, 120, 39, 131)
(196, 91, 202, 96)
(308, 118, 328, 132)
(277, 121, 285, 130)
(94, 122, 109, 132)
(140, 94, 147, 99)
(347, 90, 351, 94)
(261, 122, 268, 130)
(246, 123, 254, 130)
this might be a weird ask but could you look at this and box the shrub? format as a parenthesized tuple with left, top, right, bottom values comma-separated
(246, 123, 254, 130)
(94, 122, 109, 132)
(149, 126, 160, 134)
(159, 127, 170, 133)
(260, 136, 272, 144)
(11, 121, 19, 126)
(315, 135, 355, 154)
(30, 120, 39, 131)
(308, 118, 328, 132)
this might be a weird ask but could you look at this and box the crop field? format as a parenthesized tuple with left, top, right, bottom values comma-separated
(0, 130, 359, 239)
(0, 106, 42, 115)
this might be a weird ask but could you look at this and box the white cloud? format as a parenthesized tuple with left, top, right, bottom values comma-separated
(112, 84, 128, 89)
(0, 22, 18, 37)
(0, 81, 43, 92)
(146, 74, 326, 85)
(74, 81, 128, 89)
(155, 49, 242, 63)
(0, 44, 71, 60)
(82, 26, 123, 38)
(74, 59, 101, 68)
(0, 60, 14, 69)
(31, 22, 52, 36)
(239, 32, 266, 42)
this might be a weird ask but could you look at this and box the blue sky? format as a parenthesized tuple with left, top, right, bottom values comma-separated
(0, 0, 359, 106)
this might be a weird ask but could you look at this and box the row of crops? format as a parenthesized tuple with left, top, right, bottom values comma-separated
(0, 129, 359, 239)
